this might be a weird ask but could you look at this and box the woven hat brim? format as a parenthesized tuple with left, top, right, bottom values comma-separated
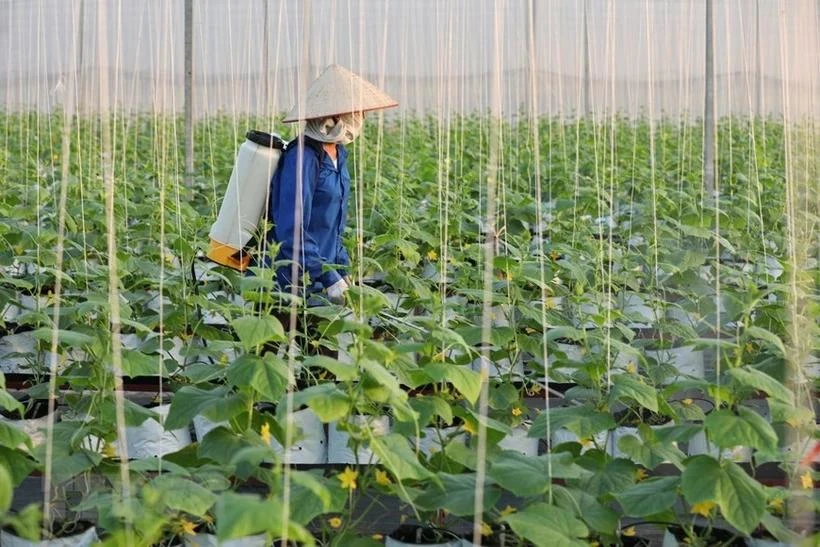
(282, 65, 398, 123)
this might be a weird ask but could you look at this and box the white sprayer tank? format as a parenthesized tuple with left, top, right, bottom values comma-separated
(207, 130, 284, 270)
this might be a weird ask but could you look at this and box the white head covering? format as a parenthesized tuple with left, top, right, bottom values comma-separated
(283, 64, 397, 123)
(303, 112, 364, 145)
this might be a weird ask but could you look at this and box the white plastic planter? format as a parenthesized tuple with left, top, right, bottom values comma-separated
(122, 404, 192, 459)
(337, 332, 355, 365)
(607, 424, 676, 460)
(327, 415, 390, 464)
(746, 538, 790, 547)
(0, 331, 38, 373)
(413, 426, 462, 457)
(645, 345, 705, 380)
(687, 430, 752, 463)
(550, 428, 607, 454)
(545, 341, 585, 380)
(489, 305, 511, 328)
(184, 533, 267, 547)
(385, 537, 462, 547)
(470, 354, 524, 380)
(0, 527, 98, 547)
(618, 292, 660, 329)
(498, 424, 539, 456)
(193, 414, 229, 441)
(200, 291, 246, 326)
(270, 408, 327, 464)
(573, 293, 614, 329)
(385, 526, 462, 547)
(0, 413, 51, 449)
(1, 294, 43, 323)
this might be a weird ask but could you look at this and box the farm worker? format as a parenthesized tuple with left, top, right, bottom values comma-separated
(267, 65, 397, 303)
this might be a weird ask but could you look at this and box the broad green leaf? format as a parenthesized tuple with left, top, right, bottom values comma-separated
(227, 354, 287, 402)
(121, 349, 167, 378)
(681, 455, 766, 534)
(0, 447, 38, 485)
(198, 428, 253, 467)
(0, 391, 24, 414)
(230, 315, 285, 350)
(424, 363, 481, 404)
(727, 367, 792, 403)
(705, 408, 778, 452)
(571, 456, 636, 499)
(529, 406, 615, 439)
(361, 358, 405, 400)
(49, 450, 102, 485)
(369, 434, 432, 481)
(151, 475, 217, 516)
(414, 473, 500, 516)
(289, 470, 332, 515)
(289, 384, 352, 423)
(609, 375, 658, 412)
(501, 502, 589, 547)
(615, 476, 680, 517)
(0, 463, 12, 513)
(0, 421, 30, 449)
(489, 451, 586, 496)
(553, 486, 619, 536)
(302, 355, 358, 381)
(743, 326, 786, 357)
(32, 327, 95, 347)
(681, 455, 722, 504)
(716, 461, 766, 534)
(214, 492, 313, 543)
(165, 385, 246, 430)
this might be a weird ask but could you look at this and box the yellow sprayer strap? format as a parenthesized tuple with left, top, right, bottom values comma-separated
(206, 238, 251, 271)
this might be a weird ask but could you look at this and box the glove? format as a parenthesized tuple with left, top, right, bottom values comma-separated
(326, 277, 349, 304)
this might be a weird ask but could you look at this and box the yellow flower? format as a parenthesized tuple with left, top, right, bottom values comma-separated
(634, 468, 648, 482)
(690, 500, 716, 517)
(499, 505, 517, 516)
(625, 361, 637, 374)
(768, 497, 784, 513)
(260, 422, 271, 445)
(549, 250, 561, 261)
(432, 351, 446, 362)
(371, 534, 384, 541)
(102, 441, 117, 458)
(681, 398, 693, 406)
(338, 466, 358, 490)
(375, 469, 392, 486)
(511, 407, 523, 417)
(479, 521, 492, 536)
(427, 249, 438, 261)
(580, 437, 594, 448)
(622, 526, 636, 537)
(462, 420, 477, 435)
(180, 520, 197, 536)
(800, 471, 813, 489)
(328, 517, 342, 529)
(528, 384, 543, 395)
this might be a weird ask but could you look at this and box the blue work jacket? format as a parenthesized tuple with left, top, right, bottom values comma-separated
(267, 137, 350, 292)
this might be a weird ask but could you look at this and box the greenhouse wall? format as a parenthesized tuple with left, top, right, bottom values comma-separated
(1, 0, 817, 119)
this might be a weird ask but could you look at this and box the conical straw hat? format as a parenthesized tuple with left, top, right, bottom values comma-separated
(283, 64, 398, 123)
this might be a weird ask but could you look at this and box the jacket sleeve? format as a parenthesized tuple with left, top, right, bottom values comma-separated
(269, 148, 342, 289)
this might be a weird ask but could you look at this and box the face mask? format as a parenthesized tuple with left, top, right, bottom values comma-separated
(304, 112, 364, 145)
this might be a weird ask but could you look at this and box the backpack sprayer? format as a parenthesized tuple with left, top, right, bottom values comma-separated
(206, 130, 285, 271)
